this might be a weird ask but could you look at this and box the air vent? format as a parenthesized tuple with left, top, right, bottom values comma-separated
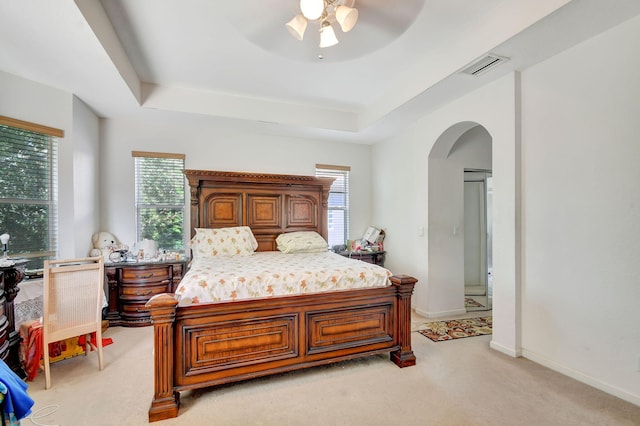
(460, 54, 509, 76)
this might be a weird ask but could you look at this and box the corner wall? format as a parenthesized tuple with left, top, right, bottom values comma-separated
(519, 14, 640, 404)
(371, 73, 519, 354)
(372, 14, 640, 406)
(0, 71, 100, 259)
(72, 97, 101, 257)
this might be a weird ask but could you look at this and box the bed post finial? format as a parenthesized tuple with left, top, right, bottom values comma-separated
(146, 294, 180, 422)
(190, 186, 198, 206)
(185, 171, 200, 236)
(319, 177, 333, 241)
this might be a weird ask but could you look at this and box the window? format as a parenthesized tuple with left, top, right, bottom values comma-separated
(0, 116, 62, 270)
(133, 151, 185, 251)
(315, 164, 350, 247)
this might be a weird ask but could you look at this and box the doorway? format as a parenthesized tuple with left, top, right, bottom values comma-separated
(464, 170, 492, 311)
(426, 121, 492, 318)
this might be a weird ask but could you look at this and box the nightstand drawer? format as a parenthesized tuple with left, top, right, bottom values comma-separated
(121, 302, 151, 315)
(119, 281, 170, 298)
(119, 266, 171, 283)
(119, 302, 153, 326)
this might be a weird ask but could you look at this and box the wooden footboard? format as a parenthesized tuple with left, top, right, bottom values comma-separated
(145, 274, 417, 422)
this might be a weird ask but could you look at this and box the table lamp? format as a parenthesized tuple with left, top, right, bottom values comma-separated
(1, 233, 9, 258)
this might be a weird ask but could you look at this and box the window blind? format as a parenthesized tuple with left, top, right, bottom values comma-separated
(133, 152, 185, 251)
(315, 165, 350, 247)
(0, 119, 59, 268)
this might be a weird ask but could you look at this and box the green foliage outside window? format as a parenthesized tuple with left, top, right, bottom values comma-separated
(0, 123, 57, 270)
(0, 205, 51, 254)
(135, 155, 185, 251)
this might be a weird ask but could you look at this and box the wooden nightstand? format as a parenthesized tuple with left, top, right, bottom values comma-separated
(338, 250, 386, 267)
(105, 259, 188, 327)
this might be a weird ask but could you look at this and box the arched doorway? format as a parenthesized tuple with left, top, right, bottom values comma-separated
(426, 122, 492, 316)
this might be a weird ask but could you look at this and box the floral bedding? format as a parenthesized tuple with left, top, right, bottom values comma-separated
(174, 251, 392, 305)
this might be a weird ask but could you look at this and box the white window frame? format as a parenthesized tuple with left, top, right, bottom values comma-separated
(316, 164, 350, 248)
(132, 151, 186, 251)
(0, 116, 61, 268)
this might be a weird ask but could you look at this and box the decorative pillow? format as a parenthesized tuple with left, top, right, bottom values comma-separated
(276, 231, 328, 254)
(190, 226, 258, 258)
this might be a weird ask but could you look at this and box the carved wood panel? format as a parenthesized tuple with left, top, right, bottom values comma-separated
(285, 195, 318, 229)
(306, 304, 394, 355)
(247, 194, 281, 229)
(255, 235, 277, 252)
(179, 314, 299, 380)
(203, 193, 242, 228)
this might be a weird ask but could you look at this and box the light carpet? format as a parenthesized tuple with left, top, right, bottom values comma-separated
(22, 315, 640, 425)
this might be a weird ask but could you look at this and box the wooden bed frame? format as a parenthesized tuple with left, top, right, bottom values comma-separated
(145, 170, 418, 422)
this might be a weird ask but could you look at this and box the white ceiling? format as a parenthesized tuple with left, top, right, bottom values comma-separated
(1, 0, 640, 143)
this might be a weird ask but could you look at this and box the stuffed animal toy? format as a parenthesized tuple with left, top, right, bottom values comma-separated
(89, 231, 120, 258)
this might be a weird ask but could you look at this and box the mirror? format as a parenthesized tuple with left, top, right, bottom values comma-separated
(464, 170, 492, 311)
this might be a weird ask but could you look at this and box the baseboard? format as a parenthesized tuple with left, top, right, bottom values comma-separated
(464, 285, 487, 296)
(415, 307, 467, 319)
(521, 349, 640, 407)
(413, 307, 428, 318)
(489, 340, 521, 358)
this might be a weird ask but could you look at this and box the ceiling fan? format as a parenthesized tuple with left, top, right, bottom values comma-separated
(226, 0, 426, 62)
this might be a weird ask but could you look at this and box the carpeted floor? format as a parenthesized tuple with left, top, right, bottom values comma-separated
(417, 316, 492, 342)
(22, 312, 640, 425)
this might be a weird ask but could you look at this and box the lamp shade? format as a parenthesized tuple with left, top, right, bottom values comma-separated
(0, 234, 9, 245)
(300, 0, 324, 20)
(335, 5, 358, 32)
(319, 23, 339, 48)
(286, 14, 307, 40)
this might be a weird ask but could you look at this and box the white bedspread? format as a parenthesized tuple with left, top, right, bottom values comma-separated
(175, 251, 392, 305)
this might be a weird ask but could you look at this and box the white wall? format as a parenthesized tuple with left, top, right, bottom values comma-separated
(0, 71, 100, 259)
(99, 113, 373, 248)
(520, 14, 640, 404)
(372, 14, 640, 406)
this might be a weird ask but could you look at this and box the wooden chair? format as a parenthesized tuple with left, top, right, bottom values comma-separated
(42, 257, 105, 389)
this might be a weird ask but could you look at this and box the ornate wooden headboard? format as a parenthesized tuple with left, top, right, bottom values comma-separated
(184, 170, 334, 251)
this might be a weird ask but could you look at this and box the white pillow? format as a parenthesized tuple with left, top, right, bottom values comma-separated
(190, 226, 258, 258)
(276, 231, 328, 254)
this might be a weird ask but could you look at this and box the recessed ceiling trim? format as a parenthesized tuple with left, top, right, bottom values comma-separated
(460, 54, 509, 76)
(141, 83, 360, 133)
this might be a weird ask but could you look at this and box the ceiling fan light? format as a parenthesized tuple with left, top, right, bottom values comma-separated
(286, 14, 307, 40)
(319, 23, 339, 48)
(335, 5, 358, 32)
(300, 0, 324, 20)
(342, 0, 356, 8)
